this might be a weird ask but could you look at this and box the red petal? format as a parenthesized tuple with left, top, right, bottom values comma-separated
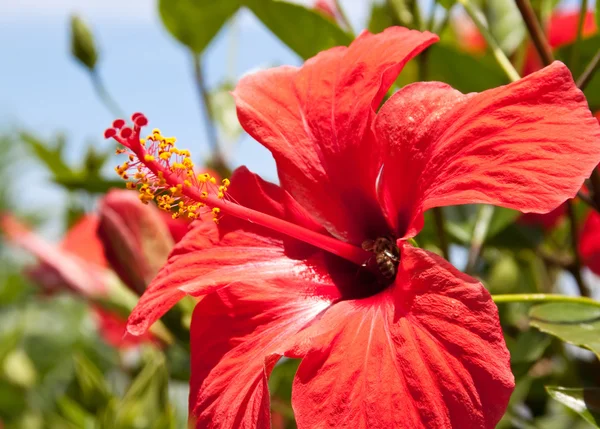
(374, 62, 600, 237)
(547, 10, 597, 48)
(293, 245, 514, 429)
(127, 167, 334, 336)
(234, 27, 437, 243)
(0, 214, 107, 297)
(580, 211, 600, 275)
(60, 215, 107, 268)
(189, 275, 338, 428)
(518, 204, 566, 230)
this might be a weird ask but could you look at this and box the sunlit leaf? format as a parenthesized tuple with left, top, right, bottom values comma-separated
(529, 302, 600, 359)
(546, 386, 600, 428)
(159, 0, 240, 54)
(244, 0, 353, 59)
(484, 0, 525, 55)
(427, 43, 509, 92)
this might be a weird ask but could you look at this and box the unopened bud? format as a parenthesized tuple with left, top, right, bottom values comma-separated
(98, 190, 175, 295)
(70, 15, 98, 71)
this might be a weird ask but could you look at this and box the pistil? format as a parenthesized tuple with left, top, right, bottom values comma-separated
(105, 114, 370, 267)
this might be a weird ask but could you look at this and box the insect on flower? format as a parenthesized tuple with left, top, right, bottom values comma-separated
(106, 26, 600, 429)
(361, 236, 400, 282)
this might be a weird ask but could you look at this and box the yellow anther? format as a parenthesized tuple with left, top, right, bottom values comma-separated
(144, 154, 155, 162)
(217, 192, 225, 199)
(222, 178, 230, 187)
(180, 149, 191, 158)
(183, 158, 194, 169)
(129, 154, 135, 162)
(212, 207, 220, 214)
(140, 138, 146, 146)
(160, 152, 171, 160)
(116, 148, 126, 154)
(197, 173, 209, 183)
(209, 177, 217, 185)
(186, 170, 194, 178)
(152, 128, 161, 135)
(212, 218, 219, 224)
(187, 212, 196, 219)
(169, 147, 180, 154)
(126, 182, 137, 190)
(201, 191, 208, 199)
(172, 212, 180, 219)
(184, 179, 192, 187)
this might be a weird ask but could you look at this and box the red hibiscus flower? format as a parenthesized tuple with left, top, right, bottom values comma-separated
(104, 27, 600, 428)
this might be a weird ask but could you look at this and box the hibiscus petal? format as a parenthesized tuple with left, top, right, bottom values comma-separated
(127, 167, 331, 336)
(234, 27, 438, 243)
(374, 62, 600, 237)
(293, 245, 513, 429)
(580, 211, 600, 275)
(189, 275, 339, 428)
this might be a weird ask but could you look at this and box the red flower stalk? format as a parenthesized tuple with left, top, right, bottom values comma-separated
(106, 27, 600, 428)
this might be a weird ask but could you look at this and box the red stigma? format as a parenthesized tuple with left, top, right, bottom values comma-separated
(112, 119, 125, 129)
(104, 128, 117, 139)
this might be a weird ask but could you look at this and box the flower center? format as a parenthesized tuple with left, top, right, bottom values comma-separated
(361, 236, 400, 284)
(104, 113, 371, 267)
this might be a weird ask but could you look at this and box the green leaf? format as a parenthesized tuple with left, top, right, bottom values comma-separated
(487, 207, 521, 239)
(53, 175, 125, 194)
(72, 353, 113, 410)
(70, 15, 98, 71)
(484, 0, 525, 55)
(112, 351, 172, 428)
(57, 396, 97, 429)
(368, 2, 399, 34)
(159, 0, 240, 54)
(546, 386, 600, 428)
(20, 132, 70, 176)
(555, 35, 600, 110)
(529, 302, 600, 359)
(438, 0, 456, 9)
(244, 0, 353, 59)
(427, 43, 509, 93)
(209, 81, 243, 145)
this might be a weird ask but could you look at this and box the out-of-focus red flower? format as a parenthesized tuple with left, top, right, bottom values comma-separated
(1, 215, 153, 349)
(457, 9, 597, 58)
(98, 189, 176, 295)
(580, 210, 600, 275)
(105, 26, 600, 428)
(523, 10, 598, 75)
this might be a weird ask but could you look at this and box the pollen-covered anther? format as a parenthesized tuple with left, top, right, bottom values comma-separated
(105, 113, 232, 222)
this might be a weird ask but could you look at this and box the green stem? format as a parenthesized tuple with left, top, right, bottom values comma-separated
(566, 200, 590, 297)
(90, 71, 125, 119)
(192, 53, 226, 170)
(576, 48, 600, 91)
(569, 0, 589, 69)
(466, 204, 494, 273)
(493, 293, 600, 308)
(515, 0, 554, 67)
(457, 0, 521, 82)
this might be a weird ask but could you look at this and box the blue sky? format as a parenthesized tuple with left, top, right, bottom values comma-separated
(0, 1, 370, 193)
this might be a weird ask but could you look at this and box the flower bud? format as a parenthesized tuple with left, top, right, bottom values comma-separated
(70, 15, 98, 71)
(98, 190, 174, 295)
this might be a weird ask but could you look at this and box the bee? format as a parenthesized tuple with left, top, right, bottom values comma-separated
(361, 236, 400, 281)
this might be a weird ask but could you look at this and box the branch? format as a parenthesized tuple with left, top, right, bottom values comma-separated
(515, 0, 554, 66)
